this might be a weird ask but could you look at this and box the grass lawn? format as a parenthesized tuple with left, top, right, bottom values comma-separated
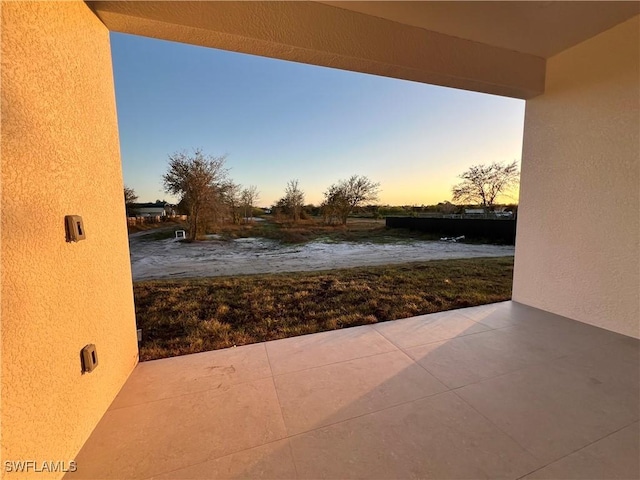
(128, 219, 187, 235)
(134, 256, 514, 361)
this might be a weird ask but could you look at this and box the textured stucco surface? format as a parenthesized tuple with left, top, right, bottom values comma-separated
(88, 1, 545, 99)
(1, 2, 138, 477)
(321, 1, 640, 58)
(1, 2, 638, 477)
(513, 16, 640, 338)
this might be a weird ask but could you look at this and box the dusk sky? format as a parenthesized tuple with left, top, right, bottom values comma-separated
(111, 33, 525, 207)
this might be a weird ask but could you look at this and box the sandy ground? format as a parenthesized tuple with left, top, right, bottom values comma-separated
(129, 232, 515, 281)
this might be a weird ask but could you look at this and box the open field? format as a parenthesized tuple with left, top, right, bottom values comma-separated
(129, 218, 515, 281)
(129, 217, 506, 244)
(131, 218, 438, 243)
(127, 218, 187, 235)
(134, 256, 514, 361)
(215, 218, 424, 244)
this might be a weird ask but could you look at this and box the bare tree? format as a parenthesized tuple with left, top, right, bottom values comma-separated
(163, 149, 230, 240)
(452, 161, 519, 209)
(282, 179, 305, 222)
(225, 182, 243, 225)
(124, 186, 138, 205)
(321, 175, 380, 225)
(123, 186, 138, 216)
(241, 185, 260, 222)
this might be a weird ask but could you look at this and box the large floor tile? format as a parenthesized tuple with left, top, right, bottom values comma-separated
(65, 303, 640, 479)
(457, 302, 564, 329)
(556, 339, 640, 414)
(372, 310, 491, 349)
(110, 343, 272, 409)
(458, 301, 625, 360)
(290, 391, 541, 479)
(524, 422, 640, 479)
(461, 303, 629, 350)
(502, 318, 625, 355)
(151, 439, 297, 480)
(562, 336, 640, 370)
(454, 301, 514, 326)
(456, 357, 640, 464)
(266, 325, 397, 375)
(275, 350, 447, 435)
(67, 378, 287, 479)
(405, 327, 561, 388)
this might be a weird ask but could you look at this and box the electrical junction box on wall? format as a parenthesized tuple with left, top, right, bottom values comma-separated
(81, 344, 98, 373)
(65, 215, 86, 242)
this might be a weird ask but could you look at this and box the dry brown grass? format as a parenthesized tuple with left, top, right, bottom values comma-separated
(127, 219, 187, 235)
(212, 217, 444, 244)
(134, 256, 514, 361)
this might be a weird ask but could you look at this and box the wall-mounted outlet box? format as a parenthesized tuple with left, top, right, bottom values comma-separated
(65, 215, 86, 242)
(81, 344, 98, 373)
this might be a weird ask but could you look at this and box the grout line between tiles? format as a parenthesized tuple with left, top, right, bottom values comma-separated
(263, 343, 289, 430)
(447, 348, 640, 474)
(264, 342, 300, 479)
(389, 329, 564, 393)
(514, 420, 640, 480)
(107, 372, 276, 411)
(268, 328, 399, 378)
(112, 315, 501, 411)
(272, 348, 406, 380)
(391, 342, 454, 389)
(365, 312, 543, 390)
(142, 345, 294, 479)
(371, 318, 496, 352)
(118, 307, 628, 410)
(285, 388, 451, 439)
(445, 357, 555, 392)
(286, 438, 300, 480)
(141, 436, 296, 480)
(449, 388, 545, 469)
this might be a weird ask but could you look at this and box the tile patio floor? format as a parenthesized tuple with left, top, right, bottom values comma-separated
(67, 301, 639, 479)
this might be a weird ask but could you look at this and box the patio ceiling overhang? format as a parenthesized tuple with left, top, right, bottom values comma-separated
(87, 1, 546, 99)
(87, 1, 638, 100)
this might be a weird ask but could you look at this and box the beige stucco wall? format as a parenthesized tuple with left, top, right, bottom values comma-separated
(89, 1, 545, 99)
(513, 16, 640, 338)
(1, 2, 139, 477)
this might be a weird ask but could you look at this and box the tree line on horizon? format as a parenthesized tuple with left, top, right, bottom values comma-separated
(124, 149, 519, 240)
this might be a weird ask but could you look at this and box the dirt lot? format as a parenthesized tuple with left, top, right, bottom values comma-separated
(129, 230, 514, 281)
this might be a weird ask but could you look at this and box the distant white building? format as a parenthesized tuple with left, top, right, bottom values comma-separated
(130, 202, 176, 217)
(464, 208, 485, 215)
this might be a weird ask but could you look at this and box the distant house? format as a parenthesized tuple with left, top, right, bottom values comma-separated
(463, 207, 513, 218)
(464, 208, 486, 215)
(130, 201, 176, 217)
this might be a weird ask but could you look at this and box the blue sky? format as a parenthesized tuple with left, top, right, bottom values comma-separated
(111, 33, 525, 207)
